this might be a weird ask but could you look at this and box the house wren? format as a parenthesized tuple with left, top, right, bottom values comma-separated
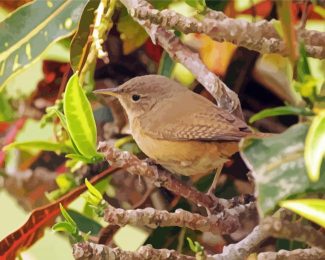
(95, 75, 251, 179)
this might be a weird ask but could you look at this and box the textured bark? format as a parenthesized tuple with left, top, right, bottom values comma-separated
(73, 242, 195, 260)
(257, 247, 325, 260)
(130, 1, 325, 59)
(261, 217, 325, 249)
(104, 203, 256, 235)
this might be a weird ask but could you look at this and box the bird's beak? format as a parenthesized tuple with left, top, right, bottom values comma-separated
(93, 88, 121, 97)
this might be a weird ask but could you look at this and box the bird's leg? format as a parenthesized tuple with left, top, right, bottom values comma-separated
(206, 166, 223, 197)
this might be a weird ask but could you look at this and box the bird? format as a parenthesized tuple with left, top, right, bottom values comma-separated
(95, 75, 251, 195)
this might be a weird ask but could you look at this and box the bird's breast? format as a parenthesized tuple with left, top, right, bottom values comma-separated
(130, 122, 238, 176)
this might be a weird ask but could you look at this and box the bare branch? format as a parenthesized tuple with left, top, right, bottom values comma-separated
(120, 0, 243, 117)
(73, 242, 195, 260)
(211, 225, 268, 260)
(257, 247, 325, 260)
(104, 203, 256, 235)
(130, 2, 325, 59)
(261, 217, 325, 250)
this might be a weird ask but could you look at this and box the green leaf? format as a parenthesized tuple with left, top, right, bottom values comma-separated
(186, 237, 204, 253)
(280, 199, 325, 228)
(276, 1, 297, 65)
(52, 222, 76, 235)
(67, 210, 102, 235)
(0, 0, 87, 89)
(85, 178, 103, 202)
(0, 92, 14, 121)
(3, 140, 73, 154)
(59, 203, 76, 227)
(240, 124, 325, 216)
(185, 0, 206, 12)
(47, 106, 82, 155)
(158, 51, 175, 78)
(305, 112, 325, 182)
(249, 106, 314, 123)
(70, 0, 100, 72)
(63, 73, 98, 159)
(55, 173, 76, 191)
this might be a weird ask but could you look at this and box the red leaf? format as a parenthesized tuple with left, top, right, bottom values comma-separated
(144, 39, 163, 63)
(0, 167, 116, 259)
(239, 0, 273, 18)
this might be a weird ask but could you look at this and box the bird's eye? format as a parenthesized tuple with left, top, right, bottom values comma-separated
(131, 94, 141, 102)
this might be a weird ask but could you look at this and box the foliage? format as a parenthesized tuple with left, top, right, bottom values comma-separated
(0, 0, 324, 259)
(280, 199, 325, 228)
(0, 0, 87, 89)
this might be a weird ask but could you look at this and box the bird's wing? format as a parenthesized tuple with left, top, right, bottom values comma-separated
(140, 93, 250, 141)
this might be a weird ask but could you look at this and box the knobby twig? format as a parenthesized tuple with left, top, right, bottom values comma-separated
(104, 203, 255, 235)
(261, 217, 325, 250)
(213, 225, 268, 260)
(73, 242, 195, 260)
(119, 0, 243, 118)
(97, 141, 255, 216)
(257, 247, 325, 260)
(130, 1, 325, 59)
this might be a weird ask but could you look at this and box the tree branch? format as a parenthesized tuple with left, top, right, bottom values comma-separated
(261, 217, 325, 250)
(130, 1, 325, 59)
(104, 203, 255, 235)
(97, 141, 255, 216)
(119, 0, 243, 118)
(212, 225, 268, 260)
(257, 247, 325, 260)
(73, 242, 195, 260)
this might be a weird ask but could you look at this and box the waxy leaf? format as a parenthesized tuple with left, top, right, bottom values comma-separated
(240, 124, 325, 216)
(52, 221, 76, 235)
(249, 106, 314, 123)
(63, 73, 98, 159)
(0, 0, 87, 89)
(280, 199, 325, 228)
(305, 112, 325, 182)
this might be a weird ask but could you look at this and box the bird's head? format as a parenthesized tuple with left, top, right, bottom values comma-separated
(94, 75, 185, 119)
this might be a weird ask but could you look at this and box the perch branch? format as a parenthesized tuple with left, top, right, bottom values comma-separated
(98, 141, 256, 216)
(104, 203, 255, 235)
(257, 247, 325, 260)
(120, 0, 243, 117)
(130, 1, 325, 59)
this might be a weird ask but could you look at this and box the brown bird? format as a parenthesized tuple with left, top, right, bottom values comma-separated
(95, 75, 251, 194)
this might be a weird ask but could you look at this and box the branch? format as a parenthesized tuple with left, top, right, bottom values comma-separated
(98, 141, 255, 215)
(73, 242, 195, 260)
(211, 225, 268, 260)
(104, 203, 256, 235)
(257, 247, 325, 260)
(120, 0, 243, 118)
(130, 2, 325, 59)
(261, 217, 325, 250)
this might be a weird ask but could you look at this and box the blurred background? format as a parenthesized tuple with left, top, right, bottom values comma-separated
(0, 0, 324, 259)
